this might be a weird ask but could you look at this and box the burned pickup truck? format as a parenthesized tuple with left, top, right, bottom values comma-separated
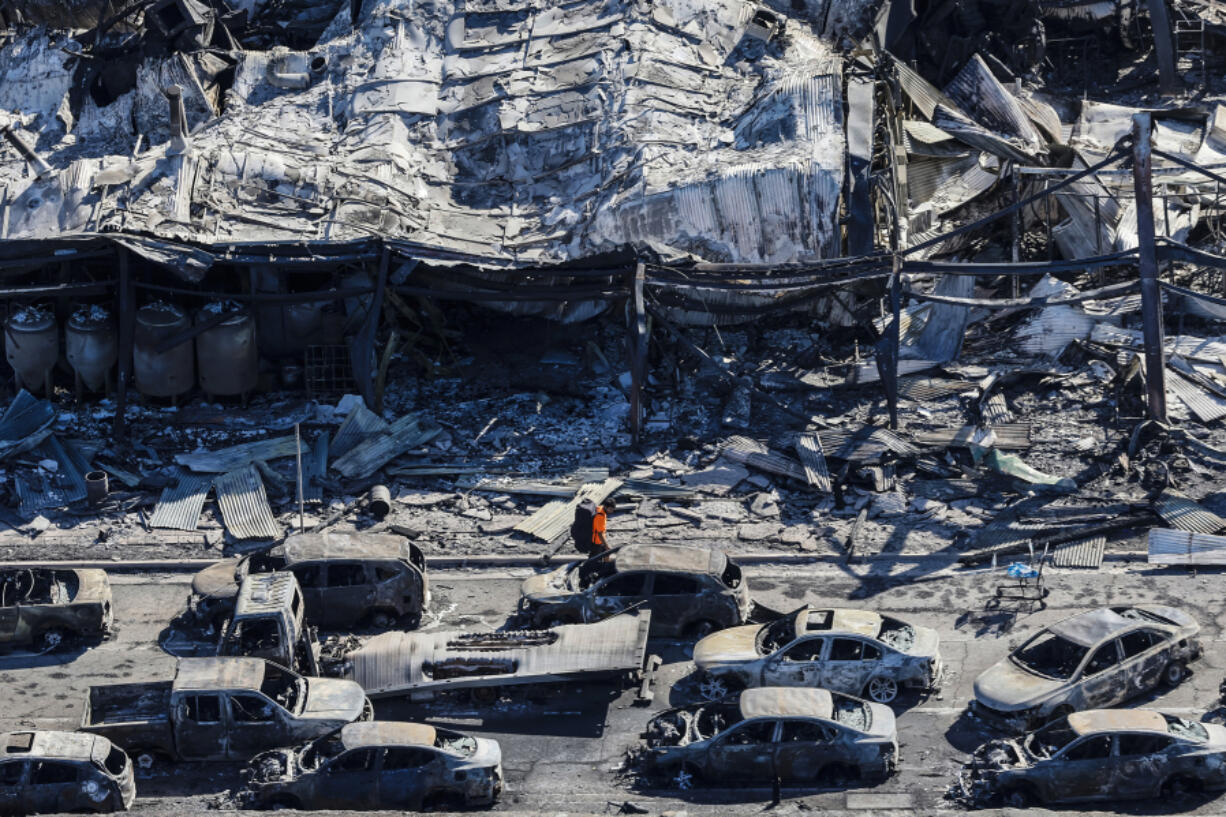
(959, 709, 1226, 806)
(326, 611, 655, 703)
(79, 657, 371, 765)
(972, 605, 1201, 731)
(0, 567, 113, 652)
(216, 572, 319, 675)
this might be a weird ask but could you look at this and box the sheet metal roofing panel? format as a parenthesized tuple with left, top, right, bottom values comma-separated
(982, 393, 1014, 425)
(794, 433, 832, 493)
(176, 436, 307, 473)
(0, 389, 55, 460)
(214, 465, 281, 541)
(332, 413, 441, 480)
(330, 404, 389, 462)
(912, 423, 1032, 450)
(1153, 490, 1226, 534)
(150, 472, 214, 531)
(898, 377, 977, 402)
(343, 611, 651, 697)
(514, 477, 622, 542)
(943, 55, 1043, 153)
(1052, 535, 1107, 568)
(723, 436, 808, 483)
(1149, 528, 1226, 565)
(1166, 366, 1226, 422)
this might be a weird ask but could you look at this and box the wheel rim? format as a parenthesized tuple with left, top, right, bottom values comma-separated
(39, 629, 64, 651)
(1005, 789, 1028, 807)
(698, 677, 729, 701)
(674, 768, 695, 790)
(136, 753, 155, 770)
(868, 677, 898, 703)
(1166, 663, 1185, 684)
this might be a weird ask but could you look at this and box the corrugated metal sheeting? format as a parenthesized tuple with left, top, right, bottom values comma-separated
(1052, 536, 1106, 568)
(332, 413, 441, 480)
(794, 433, 831, 493)
(1153, 490, 1226, 534)
(176, 436, 307, 473)
(0, 389, 55, 459)
(214, 465, 281, 540)
(514, 478, 622, 543)
(150, 472, 215, 531)
(1149, 528, 1226, 565)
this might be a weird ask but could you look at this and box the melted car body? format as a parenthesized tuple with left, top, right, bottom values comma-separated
(972, 606, 1201, 730)
(0, 568, 113, 651)
(692, 606, 941, 704)
(960, 709, 1226, 805)
(191, 532, 428, 630)
(0, 730, 134, 815)
(640, 687, 897, 788)
(217, 572, 319, 674)
(245, 722, 502, 810)
(518, 544, 752, 638)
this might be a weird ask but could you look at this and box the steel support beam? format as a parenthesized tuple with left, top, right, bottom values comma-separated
(628, 262, 647, 442)
(1145, 0, 1180, 95)
(1133, 113, 1168, 423)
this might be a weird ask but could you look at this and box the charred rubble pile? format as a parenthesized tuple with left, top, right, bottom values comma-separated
(1, 0, 1226, 569)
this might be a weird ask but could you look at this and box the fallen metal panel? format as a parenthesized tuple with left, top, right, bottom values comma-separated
(514, 478, 622, 542)
(898, 377, 976, 401)
(342, 611, 651, 697)
(794, 433, 831, 492)
(176, 436, 307, 473)
(913, 423, 1032, 450)
(331, 413, 440, 480)
(723, 436, 808, 483)
(1052, 535, 1106, 568)
(845, 75, 874, 256)
(1153, 490, 1225, 534)
(982, 393, 1014, 425)
(149, 472, 214, 531)
(816, 427, 920, 461)
(0, 389, 55, 460)
(1165, 365, 1226, 422)
(36, 436, 88, 505)
(1149, 528, 1226, 565)
(214, 465, 281, 540)
(330, 403, 388, 461)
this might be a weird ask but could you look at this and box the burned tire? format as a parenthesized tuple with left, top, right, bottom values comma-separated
(266, 794, 302, 811)
(819, 762, 859, 788)
(999, 782, 1037, 808)
(368, 609, 396, 630)
(1161, 775, 1201, 799)
(422, 791, 466, 812)
(1163, 660, 1188, 688)
(863, 676, 899, 704)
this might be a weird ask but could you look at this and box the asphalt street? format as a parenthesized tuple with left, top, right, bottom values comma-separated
(4, 562, 1226, 816)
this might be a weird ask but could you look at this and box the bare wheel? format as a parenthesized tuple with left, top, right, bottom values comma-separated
(368, 610, 395, 630)
(864, 676, 899, 704)
(1164, 660, 1188, 687)
(698, 674, 742, 701)
(1162, 775, 1201, 799)
(37, 628, 68, 653)
(685, 619, 720, 639)
(673, 763, 702, 790)
(1000, 783, 1036, 807)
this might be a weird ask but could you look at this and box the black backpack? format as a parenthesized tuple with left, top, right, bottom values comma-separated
(571, 499, 597, 554)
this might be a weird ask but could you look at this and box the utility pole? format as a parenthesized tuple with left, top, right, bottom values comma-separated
(1132, 113, 1168, 423)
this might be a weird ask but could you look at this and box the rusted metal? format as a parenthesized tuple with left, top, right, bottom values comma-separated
(0, 567, 113, 650)
(629, 262, 646, 443)
(1132, 113, 1168, 423)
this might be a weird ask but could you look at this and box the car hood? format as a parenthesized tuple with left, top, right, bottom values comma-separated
(909, 625, 941, 659)
(973, 658, 1065, 712)
(520, 566, 573, 601)
(692, 624, 760, 667)
(75, 569, 112, 603)
(301, 679, 367, 722)
(192, 559, 241, 600)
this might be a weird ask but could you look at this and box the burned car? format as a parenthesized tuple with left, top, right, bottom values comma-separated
(245, 722, 502, 811)
(959, 709, 1226, 806)
(0, 730, 135, 814)
(190, 532, 428, 630)
(518, 544, 752, 638)
(972, 605, 1201, 731)
(217, 572, 319, 674)
(640, 687, 897, 789)
(692, 606, 941, 704)
(0, 568, 113, 652)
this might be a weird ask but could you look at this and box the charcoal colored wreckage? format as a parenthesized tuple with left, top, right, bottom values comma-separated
(0, 567, 114, 653)
(0, 730, 137, 815)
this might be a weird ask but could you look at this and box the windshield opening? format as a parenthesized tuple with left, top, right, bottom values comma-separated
(1025, 719, 1077, 759)
(831, 692, 872, 731)
(435, 728, 477, 757)
(646, 700, 742, 748)
(1011, 632, 1088, 680)
(1165, 715, 1208, 742)
(260, 665, 303, 714)
(757, 617, 799, 654)
(299, 733, 345, 771)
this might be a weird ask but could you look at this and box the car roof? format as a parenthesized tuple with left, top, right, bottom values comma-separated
(1067, 709, 1168, 736)
(801, 607, 883, 638)
(175, 657, 265, 691)
(276, 532, 414, 565)
(0, 731, 101, 762)
(739, 687, 833, 720)
(613, 544, 726, 576)
(1047, 608, 1134, 647)
(340, 721, 436, 749)
(234, 572, 298, 617)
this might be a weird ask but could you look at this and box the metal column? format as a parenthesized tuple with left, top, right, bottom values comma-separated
(628, 263, 647, 442)
(1132, 113, 1168, 423)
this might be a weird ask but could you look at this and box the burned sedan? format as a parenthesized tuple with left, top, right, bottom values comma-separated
(245, 722, 502, 811)
(519, 544, 752, 638)
(960, 709, 1226, 806)
(0, 568, 113, 652)
(972, 605, 1201, 731)
(640, 687, 897, 789)
(0, 730, 135, 814)
(692, 606, 941, 704)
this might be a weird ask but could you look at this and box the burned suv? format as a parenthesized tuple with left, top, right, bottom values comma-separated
(519, 544, 752, 638)
(0, 568, 113, 652)
(191, 532, 427, 630)
(972, 605, 1201, 731)
(0, 730, 135, 814)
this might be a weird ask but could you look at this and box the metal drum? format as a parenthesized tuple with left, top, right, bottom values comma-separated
(65, 305, 117, 393)
(134, 302, 194, 399)
(4, 306, 58, 394)
(197, 306, 258, 398)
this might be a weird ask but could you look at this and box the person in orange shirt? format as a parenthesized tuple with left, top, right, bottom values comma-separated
(591, 498, 616, 555)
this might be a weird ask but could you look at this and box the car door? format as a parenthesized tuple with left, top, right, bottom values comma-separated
(1118, 629, 1167, 694)
(589, 572, 649, 621)
(25, 760, 78, 814)
(821, 637, 879, 695)
(775, 719, 838, 784)
(649, 574, 704, 637)
(705, 719, 778, 783)
(1115, 732, 1177, 798)
(291, 564, 328, 625)
(320, 562, 373, 627)
(314, 748, 379, 809)
(379, 746, 441, 809)
(1045, 735, 1115, 802)
(173, 693, 228, 760)
(227, 693, 289, 759)
(763, 637, 826, 687)
(0, 760, 27, 815)
(1079, 641, 1127, 708)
